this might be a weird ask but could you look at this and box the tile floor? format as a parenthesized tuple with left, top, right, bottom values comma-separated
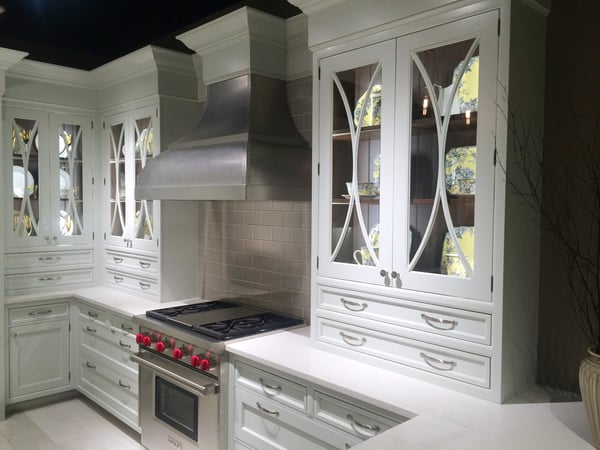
(0, 395, 144, 450)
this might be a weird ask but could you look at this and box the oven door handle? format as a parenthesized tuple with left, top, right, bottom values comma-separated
(131, 352, 219, 396)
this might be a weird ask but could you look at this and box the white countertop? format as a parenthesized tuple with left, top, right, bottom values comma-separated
(226, 327, 595, 450)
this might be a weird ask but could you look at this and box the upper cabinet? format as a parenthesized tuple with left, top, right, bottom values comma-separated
(105, 105, 158, 252)
(307, 0, 548, 403)
(6, 107, 93, 248)
(318, 12, 497, 301)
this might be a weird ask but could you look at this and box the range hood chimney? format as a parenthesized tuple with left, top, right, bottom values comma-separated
(135, 7, 311, 201)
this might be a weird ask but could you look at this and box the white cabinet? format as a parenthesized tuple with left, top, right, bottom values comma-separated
(307, 0, 546, 402)
(3, 106, 94, 295)
(7, 301, 71, 402)
(231, 357, 407, 449)
(77, 302, 140, 431)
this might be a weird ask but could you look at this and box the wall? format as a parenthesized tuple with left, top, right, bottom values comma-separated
(195, 76, 313, 322)
(537, 0, 600, 394)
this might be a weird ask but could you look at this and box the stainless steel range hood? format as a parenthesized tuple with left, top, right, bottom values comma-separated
(135, 7, 311, 201)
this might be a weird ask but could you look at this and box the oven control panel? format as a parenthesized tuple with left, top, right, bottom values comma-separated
(135, 327, 219, 377)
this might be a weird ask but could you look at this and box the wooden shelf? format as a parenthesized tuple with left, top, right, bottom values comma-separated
(332, 125, 380, 141)
(332, 196, 380, 205)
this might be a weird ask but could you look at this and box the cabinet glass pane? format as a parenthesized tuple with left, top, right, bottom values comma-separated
(330, 63, 381, 266)
(408, 39, 478, 277)
(11, 117, 40, 237)
(133, 116, 155, 240)
(58, 123, 83, 236)
(109, 123, 126, 237)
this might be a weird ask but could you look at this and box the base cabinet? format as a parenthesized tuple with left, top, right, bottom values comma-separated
(7, 301, 71, 402)
(77, 302, 140, 431)
(230, 357, 407, 449)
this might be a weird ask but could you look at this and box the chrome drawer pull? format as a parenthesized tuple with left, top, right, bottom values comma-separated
(139, 261, 151, 269)
(420, 313, 458, 330)
(340, 298, 368, 312)
(121, 324, 133, 332)
(259, 378, 282, 395)
(38, 256, 60, 263)
(88, 311, 98, 318)
(340, 331, 366, 347)
(86, 361, 96, 369)
(113, 256, 124, 264)
(86, 326, 97, 333)
(113, 275, 124, 283)
(118, 379, 131, 389)
(39, 276, 61, 283)
(256, 402, 279, 417)
(420, 352, 457, 371)
(347, 414, 380, 437)
(119, 340, 131, 348)
(139, 281, 151, 290)
(28, 309, 52, 316)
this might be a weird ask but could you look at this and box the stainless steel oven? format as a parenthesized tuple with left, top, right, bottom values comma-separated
(132, 351, 219, 450)
(132, 299, 304, 450)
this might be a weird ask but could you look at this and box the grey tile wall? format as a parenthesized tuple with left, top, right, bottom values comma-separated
(195, 76, 313, 322)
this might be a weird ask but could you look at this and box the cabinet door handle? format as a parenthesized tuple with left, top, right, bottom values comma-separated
(419, 352, 457, 371)
(119, 340, 131, 349)
(85, 361, 96, 369)
(390, 271, 399, 279)
(259, 378, 281, 395)
(379, 269, 388, 277)
(139, 261, 151, 269)
(340, 298, 368, 312)
(86, 326, 97, 333)
(28, 309, 52, 316)
(118, 379, 131, 389)
(139, 281, 151, 290)
(347, 414, 380, 437)
(256, 402, 279, 417)
(339, 331, 366, 347)
(113, 256, 123, 264)
(420, 313, 458, 330)
(113, 275, 124, 283)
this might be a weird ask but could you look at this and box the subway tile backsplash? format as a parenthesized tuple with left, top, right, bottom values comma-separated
(195, 76, 313, 322)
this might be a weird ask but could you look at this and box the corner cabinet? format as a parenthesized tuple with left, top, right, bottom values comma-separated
(310, 1, 546, 403)
(3, 106, 94, 295)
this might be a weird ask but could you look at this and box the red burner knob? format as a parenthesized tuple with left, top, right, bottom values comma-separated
(199, 358, 211, 371)
(135, 333, 144, 344)
(190, 355, 201, 367)
(155, 341, 165, 352)
(142, 336, 152, 347)
(173, 348, 183, 360)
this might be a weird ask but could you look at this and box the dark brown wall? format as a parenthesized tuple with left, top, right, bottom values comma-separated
(537, 0, 600, 393)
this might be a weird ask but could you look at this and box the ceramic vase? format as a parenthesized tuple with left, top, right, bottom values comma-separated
(579, 348, 600, 448)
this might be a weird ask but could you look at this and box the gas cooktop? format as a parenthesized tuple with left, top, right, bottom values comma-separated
(146, 299, 305, 341)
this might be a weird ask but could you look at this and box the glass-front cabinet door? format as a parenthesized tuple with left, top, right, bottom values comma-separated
(395, 11, 498, 301)
(6, 108, 91, 247)
(318, 40, 396, 285)
(106, 106, 158, 251)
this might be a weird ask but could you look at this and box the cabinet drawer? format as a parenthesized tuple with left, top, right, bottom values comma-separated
(8, 302, 69, 325)
(105, 269, 158, 297)
(105, 250, 158, 276)
(313, 390, 402, 440)
(235, 387, 360, 450)
(6, 269, 93, 292)
(318, 287, 491, 345)
(108, 312, 137, 337)
(79, 303, 107, 325)
(80, 327, 139, 371)
(235, 361, 307, 413)
(316, 318, 490, 388)
(5, 249, 93, 272)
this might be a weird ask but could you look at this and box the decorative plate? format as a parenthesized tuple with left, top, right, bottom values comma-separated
(453, 56, 479, 113)
(60, 210, 73, 236)
(13, 166, 35, 198)
(136, 127, 154, 156)
(445, 146, 476, 195)
(440, 226, 475, 278)
(59, 169, 71, 198)
(353, 84, 382, 127)
(59, 132, 72, 158)
(13, 210, 33, 236)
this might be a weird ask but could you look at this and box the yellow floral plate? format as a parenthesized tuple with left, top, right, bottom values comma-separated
(453, 56, 479, 113)
(445, 146, 476, 195)
(353, 84, 382, 127)
(440, 226, 474, 278)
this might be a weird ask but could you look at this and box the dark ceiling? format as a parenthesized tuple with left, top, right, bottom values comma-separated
(0, 0, 301, 70)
